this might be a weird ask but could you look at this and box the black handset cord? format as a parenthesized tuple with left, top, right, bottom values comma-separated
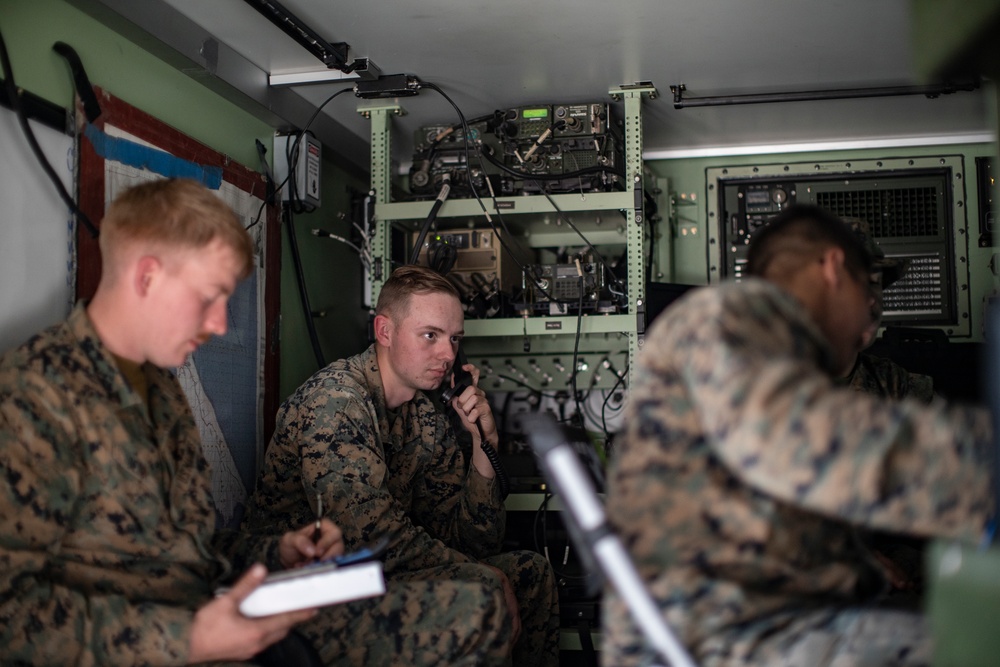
(475, 423, 510, 501)
(442, 379, 510, 500)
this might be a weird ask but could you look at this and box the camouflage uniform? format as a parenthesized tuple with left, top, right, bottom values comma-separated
(842, 353, 935, 404)
(839, 351, 937, 600)
(603, 280, 993, 667)
(243, 345, 559, 667)
(0, 303, 277, 666)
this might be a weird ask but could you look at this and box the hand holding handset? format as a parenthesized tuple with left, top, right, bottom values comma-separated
(443, 346, 510, 499)
(441, 345, 473, 403)
(221, 537, 391, 618)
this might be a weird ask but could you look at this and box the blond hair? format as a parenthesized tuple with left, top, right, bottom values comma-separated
(99, 178, 254, 279)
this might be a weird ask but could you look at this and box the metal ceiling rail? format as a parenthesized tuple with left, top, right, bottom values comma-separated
(670, 80, 981, 109)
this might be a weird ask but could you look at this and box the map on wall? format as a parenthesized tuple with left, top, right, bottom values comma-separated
(101, 128, 266, 528)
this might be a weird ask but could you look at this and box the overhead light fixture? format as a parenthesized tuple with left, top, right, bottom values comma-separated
(270, 58, 382, 87)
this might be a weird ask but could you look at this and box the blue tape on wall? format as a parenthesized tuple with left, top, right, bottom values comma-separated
(84, 123, 223, 189)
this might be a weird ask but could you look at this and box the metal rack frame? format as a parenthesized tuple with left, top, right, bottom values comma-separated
(358, 83, 658, 391)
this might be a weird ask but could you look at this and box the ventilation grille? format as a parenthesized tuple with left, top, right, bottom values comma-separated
(714, 166, 958, 326)
(816, 186, 940, 238)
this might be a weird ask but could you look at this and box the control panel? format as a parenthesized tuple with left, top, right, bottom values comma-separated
(712, 166, 961, 327)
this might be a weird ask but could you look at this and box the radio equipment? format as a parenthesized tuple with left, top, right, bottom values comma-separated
(410, 228, 520, 318)
(518, 258, 619, 316)
(408, 103, 625, 199)
(497, 104, 624, 195)
(408, 122, 511, 199)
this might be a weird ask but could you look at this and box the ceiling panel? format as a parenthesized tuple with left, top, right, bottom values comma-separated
(105, 0, 994, 166)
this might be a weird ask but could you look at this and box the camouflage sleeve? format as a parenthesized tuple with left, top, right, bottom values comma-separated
(679, 291, 994, 543)
(210, 528, 283, 576)
(848, 353, 936, 403)
(408, 412, 505, 560)
(292, 385, 479, 573)
(0, 372, 194, 665)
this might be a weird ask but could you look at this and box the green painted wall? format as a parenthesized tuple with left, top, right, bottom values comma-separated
(0, 0, 374, 404)
(0, 0, 270, 168)
(646, 139, 999, 342)
(278, 154, 371, 399)
(648, 143, 996, 284)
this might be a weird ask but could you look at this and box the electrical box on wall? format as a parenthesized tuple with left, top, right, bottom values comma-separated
(274, 133, 322, 209)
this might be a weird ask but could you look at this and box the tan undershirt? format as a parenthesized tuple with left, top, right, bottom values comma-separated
(114, 354, 150, 410)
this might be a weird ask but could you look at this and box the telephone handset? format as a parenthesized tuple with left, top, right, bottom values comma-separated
(443, 346, 510, 499)
(441, 344, 473, 403)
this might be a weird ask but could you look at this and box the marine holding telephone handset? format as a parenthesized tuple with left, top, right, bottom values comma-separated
(442, 345, 510, 499)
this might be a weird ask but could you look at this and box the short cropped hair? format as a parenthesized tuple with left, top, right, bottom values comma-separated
(99, 178, 254, 279)
(746, 204, 872, 282)
(376, 265, 461, 321)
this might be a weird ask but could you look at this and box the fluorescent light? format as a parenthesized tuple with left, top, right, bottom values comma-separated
(644, 132, 996, 160)
(269, 69, 361, 86)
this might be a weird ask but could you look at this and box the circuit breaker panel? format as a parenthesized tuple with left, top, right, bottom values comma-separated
(708, 156, 970, 336)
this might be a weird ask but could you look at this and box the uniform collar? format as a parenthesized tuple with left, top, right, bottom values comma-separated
(67, 302, 144, 409)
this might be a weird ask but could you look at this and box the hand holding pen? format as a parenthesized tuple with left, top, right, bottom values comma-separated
(277, 492, 344, 569)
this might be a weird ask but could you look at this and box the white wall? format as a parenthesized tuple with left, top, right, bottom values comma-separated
(0, 107, 74, 355)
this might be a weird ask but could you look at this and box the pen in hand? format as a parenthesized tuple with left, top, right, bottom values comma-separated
(312, 491, 322, 544)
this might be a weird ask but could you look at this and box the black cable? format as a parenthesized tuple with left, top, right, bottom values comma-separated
(426, 241, 457, 275)
(570, 277, 585, 427)
(282, 87, 353, 213)
(246, 140, 275, 234)
(601, 360, 629, 447)
(475, 139, 615, 310)
(477, 422, 510, 500)
(533, 491, 552, 554)
(51, 42, 101, 124)
(409, 180, 451, 265)
(0, 28, 98, 238)
(284, 206, 326, 369)
(478, 144, 623, 183)
(535, 187, 628, 300)
(416, 83, 564, 307)
(500, 390, 516, 440)
(285, 130, 315, 214)
(418, 83, 626, 318)
(272, 86, 354, 371)
(644, 189, 658, 283)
